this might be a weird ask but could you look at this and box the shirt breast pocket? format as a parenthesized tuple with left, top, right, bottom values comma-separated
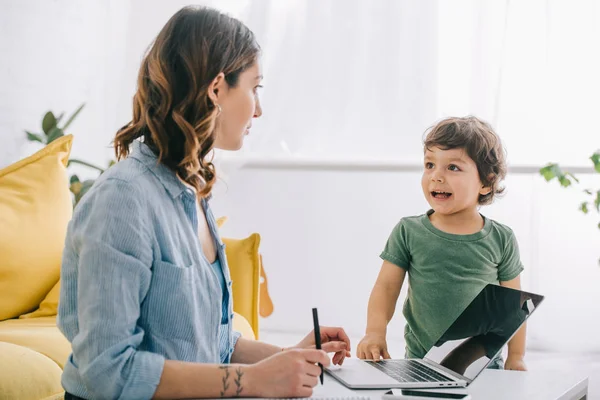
(143, 260, 211, 340)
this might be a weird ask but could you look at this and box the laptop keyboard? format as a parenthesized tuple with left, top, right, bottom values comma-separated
(367, 360, 453, 383)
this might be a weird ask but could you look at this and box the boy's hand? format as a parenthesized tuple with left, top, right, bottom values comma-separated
(505, 355, 527, 371)
(356, 333, 391, 361)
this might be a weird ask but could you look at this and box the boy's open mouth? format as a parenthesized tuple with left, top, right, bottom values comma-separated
(431, 191, 452, 199)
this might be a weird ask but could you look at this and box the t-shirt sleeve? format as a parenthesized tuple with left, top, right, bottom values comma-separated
(498, 229, 525, 282)
(380, 220, 410, 270)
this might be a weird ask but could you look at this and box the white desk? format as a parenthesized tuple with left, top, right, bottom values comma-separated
(297, 368, 589, 400)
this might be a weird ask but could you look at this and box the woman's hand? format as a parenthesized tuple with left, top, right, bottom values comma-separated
(246, 349, 330, 398)
(292, 326, 351, 365)
(356, 332, 391, 361)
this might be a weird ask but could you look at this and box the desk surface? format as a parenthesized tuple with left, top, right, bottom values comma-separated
(280, 368, 589, 400)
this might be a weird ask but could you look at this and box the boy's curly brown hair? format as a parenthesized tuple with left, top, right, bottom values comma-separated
(424, 116, 507, 205)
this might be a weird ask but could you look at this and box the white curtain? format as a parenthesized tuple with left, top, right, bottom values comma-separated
(221, 0, 600, 352)
(219, 0, 600, 167)
(230, 0, 440, 162)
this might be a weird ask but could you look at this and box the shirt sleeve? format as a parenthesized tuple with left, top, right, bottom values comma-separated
(225, 330, 243, 363)
(380, 220, 411, 270)
(68, 178, 164, 400)
(498, 229, 525, 282)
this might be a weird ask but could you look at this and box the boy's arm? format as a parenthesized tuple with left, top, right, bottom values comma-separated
(365, 260, 406, 336)
(500, 275, 528, 371)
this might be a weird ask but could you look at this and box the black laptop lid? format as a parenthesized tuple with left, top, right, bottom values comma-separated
(423, 284, 544, 384)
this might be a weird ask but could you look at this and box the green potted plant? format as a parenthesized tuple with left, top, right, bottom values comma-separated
(24, 103, 114, 205)
(540, 153, 600, 263)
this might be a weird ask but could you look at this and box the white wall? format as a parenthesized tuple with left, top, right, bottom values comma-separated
(211, 164, 600, 354)
(0, 0, 131, 177)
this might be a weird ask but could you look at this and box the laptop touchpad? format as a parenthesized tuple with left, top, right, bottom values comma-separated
(328, 358, 399, 385)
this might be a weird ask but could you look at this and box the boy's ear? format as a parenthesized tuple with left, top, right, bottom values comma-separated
(480, 174, 495, 195)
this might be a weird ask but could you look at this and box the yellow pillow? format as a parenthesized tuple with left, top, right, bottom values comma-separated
(0, 341, 64, 400)
(223, 233, 262, 339)
(0, 135, 73, 320)
(258, 254, 274, 318)
(19, 280, 60, 319)
(232, 311, 255, 340)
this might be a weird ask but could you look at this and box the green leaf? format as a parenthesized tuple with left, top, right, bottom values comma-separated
(595, 190, 600, 212)
(69, 181, 82, 196)
(46, 127, 64, 143)
(69, 174, 80, 184)
(55, 112, 65, 126)
(591, 152, 600, 173)
(565, 172, 579, 184)
(42, 111, 57, 134)
(539, 164, 560, 181)
(68, 158, 105, 173)
(61, 103, 85, 131)
(74, 179, 95, 205)
(580, 202, 589, 214)
(557, 175, 572, 187)
(539, 163, 578, 187)
(25, 131, 45, 143)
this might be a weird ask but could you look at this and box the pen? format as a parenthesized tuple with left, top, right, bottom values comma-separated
(312, 307, 324, 384)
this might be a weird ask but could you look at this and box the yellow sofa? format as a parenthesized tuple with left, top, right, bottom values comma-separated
(0, 136, 271, 400)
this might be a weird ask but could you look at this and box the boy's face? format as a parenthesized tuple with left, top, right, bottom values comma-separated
(421, 146, 490, 216)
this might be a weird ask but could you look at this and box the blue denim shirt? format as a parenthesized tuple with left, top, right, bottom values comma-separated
(57, 140, 240, 400)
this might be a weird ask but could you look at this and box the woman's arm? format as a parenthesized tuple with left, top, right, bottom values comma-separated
(154, 349, 330, 399)
(62, 179, 164, 399)
(154, 360, 249, 399)
(231, 326, 352, 365)
(230, 338, 281, 364)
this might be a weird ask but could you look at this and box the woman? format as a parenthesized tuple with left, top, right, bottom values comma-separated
(58, 6, 350, 400)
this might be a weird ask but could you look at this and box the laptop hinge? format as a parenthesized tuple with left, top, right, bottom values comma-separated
(420, 358, 471, 385)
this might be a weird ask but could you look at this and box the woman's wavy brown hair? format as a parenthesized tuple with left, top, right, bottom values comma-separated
(424, 116, 507, 205)
(114, 6, 260, 197)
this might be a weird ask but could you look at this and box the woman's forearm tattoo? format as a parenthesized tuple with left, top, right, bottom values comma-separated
(234, 368, 244, 396)
(219, 366, 244, 397)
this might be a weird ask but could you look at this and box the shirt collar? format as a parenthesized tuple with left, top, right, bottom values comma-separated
(128, 140, 187, 199)
(128, 140, 213, 201)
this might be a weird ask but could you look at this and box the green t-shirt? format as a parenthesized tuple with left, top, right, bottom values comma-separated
(380, 210, 524, 359)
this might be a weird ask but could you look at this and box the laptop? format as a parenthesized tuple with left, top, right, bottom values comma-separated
(327, 283, 544, 389)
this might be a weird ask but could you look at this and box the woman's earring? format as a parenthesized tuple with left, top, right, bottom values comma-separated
(215, 104, 222, 116)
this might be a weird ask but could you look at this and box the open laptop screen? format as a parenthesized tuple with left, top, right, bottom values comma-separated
(423, 284, 544, 383)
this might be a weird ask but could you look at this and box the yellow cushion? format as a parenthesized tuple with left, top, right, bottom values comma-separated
(0, 135, 73, 321)
(0, 341, 64, 400)
(0, 316, 71, 368)
(20, 280, 60, 319)
(232, 311, 255, 340)
(258, 255, 274, 318)
(223, 233, 261, 339)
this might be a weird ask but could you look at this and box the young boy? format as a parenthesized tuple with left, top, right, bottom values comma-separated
(357, 116, 527, 371)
